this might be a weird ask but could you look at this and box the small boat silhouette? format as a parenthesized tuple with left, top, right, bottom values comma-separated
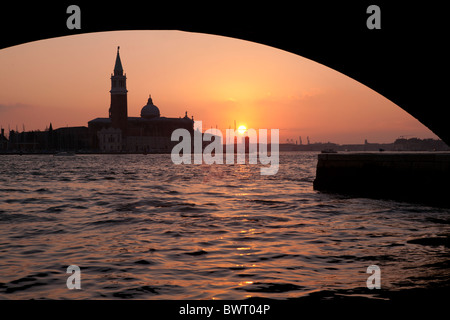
(321, 149, 337, 154)
(54, 152, 75, 156)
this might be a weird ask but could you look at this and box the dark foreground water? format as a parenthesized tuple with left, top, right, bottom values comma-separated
(0, 152, 449, 300)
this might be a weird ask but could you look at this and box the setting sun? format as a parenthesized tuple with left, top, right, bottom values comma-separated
(237, 125, 247, 135)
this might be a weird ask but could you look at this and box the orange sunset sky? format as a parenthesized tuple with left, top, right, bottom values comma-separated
(0, 30, 439, 144)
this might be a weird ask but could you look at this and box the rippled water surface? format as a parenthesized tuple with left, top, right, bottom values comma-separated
(0, 153, 449, 299)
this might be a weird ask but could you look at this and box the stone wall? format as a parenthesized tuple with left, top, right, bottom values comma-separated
(313, 152, 450, 206)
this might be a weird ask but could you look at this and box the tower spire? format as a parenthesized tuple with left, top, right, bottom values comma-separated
(114, 46, 123, 76)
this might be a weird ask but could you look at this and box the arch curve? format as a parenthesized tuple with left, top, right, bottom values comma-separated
(0, 3, 446, 144)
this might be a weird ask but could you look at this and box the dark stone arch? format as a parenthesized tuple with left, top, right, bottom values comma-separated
(1, 2, 447, 144)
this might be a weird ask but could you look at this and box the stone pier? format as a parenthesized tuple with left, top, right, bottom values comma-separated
(313, 152, 450, 206)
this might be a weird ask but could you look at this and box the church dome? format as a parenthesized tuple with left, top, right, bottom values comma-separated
(140, 95, 160, 119)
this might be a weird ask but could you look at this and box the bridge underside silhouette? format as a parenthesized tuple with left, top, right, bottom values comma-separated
(1, 4, 447, 145)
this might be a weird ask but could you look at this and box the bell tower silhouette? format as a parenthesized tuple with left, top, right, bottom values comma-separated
(109, 46, 128, 133)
